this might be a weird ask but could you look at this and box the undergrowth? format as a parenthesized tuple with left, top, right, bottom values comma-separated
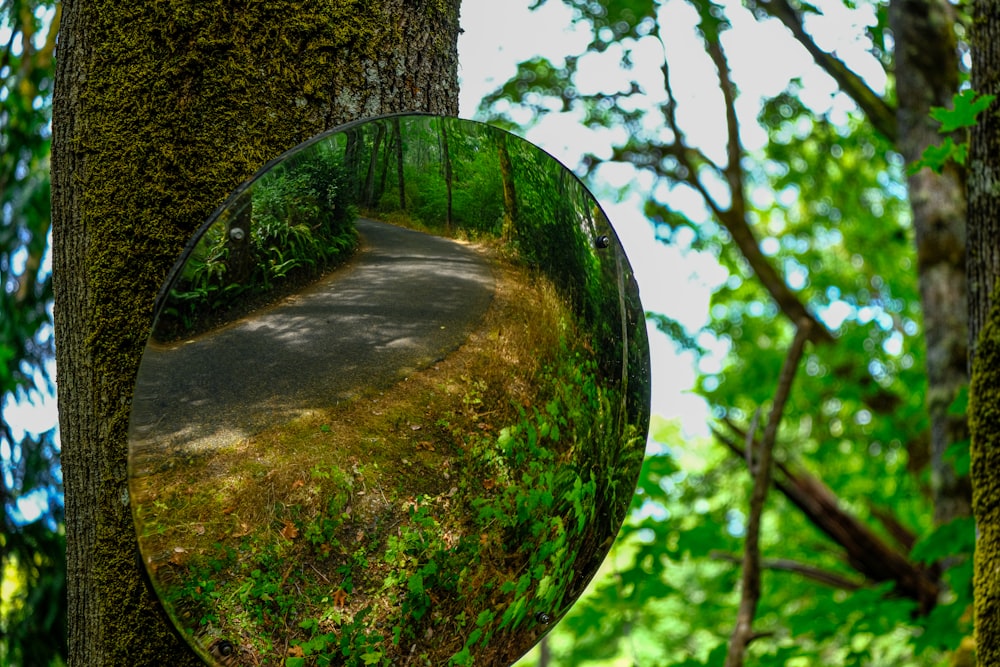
(132, 255, 645, 666)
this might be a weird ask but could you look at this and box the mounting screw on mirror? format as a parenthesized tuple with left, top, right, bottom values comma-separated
(535, 612, 552, 625)
(595, 234, 611, 249)
(209, 639, 234, 659)
(229, 227, 245, 241)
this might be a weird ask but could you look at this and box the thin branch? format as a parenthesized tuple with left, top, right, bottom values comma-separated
(703, 34, 746, 214)
(652, 31, 728, 209)
(725, 320, 813, 667)
(711, 551, 863, 590)
(756, 0, 897, 142)
(745, 406, 762, 473)
(652, 19, 833, 344)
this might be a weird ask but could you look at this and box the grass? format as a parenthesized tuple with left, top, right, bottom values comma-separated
(131, 237, 645, 667)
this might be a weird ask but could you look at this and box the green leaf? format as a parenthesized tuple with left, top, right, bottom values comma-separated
(408, 572, 424, 596)
(930, 89, 996, 133)
(361, 651, 383, 665)
(911, 137, 959, 174)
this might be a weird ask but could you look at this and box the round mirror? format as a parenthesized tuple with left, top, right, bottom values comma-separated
(129, 114, 650, 667)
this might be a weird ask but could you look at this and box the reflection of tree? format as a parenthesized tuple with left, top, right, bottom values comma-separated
(343, 127, 363, 202)
(439, 117, 454, 233)
(497, 132, 518, 244)
(223, 194, 254, 285)
(392, 116, 405, 211)
(338, 116, 646, 442)
(363, 121, 385, 209)
(157, 148, 358, 338)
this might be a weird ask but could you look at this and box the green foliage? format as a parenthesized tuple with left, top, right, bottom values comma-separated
(0, 1, 65, 664)
(931, 89, 995, 133)
(485, 0, 972, 665)
(912, 89, 996, 173)
(136, 304, 639, 665)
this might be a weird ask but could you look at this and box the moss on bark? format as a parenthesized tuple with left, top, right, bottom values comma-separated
(971, 284, 1000, 664)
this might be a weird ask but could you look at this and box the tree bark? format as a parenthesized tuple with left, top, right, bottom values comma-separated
(968, 0, 1000, 660)
(364, 121, 387, 209)
(890, 0, 971, 525)
(50, 1, 461, 665)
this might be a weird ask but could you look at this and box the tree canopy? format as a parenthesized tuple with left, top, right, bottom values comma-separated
(481, 0, 980, 664)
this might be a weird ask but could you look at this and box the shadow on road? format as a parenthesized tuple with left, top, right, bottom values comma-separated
(129, 219, 494, 475)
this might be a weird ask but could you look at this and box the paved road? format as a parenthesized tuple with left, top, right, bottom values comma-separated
(129, 218, 495, 472)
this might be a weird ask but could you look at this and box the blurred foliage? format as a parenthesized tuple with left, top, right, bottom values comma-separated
(0, 0, 66, 665)
(484, 0, 974, 665)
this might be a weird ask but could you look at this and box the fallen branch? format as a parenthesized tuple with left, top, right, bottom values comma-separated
(713, 424, 941, 613)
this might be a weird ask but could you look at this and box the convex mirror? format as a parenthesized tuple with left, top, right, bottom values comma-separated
(129, 114, 650, 667)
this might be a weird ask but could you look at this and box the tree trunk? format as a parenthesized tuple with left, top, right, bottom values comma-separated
(498, 133, 518, 243)
(364, 121, 387, 209)
(440, 117, 454, 232)
(49, 1, 461, 665)
(890, 0, 971, 525)
(394, 116, 406, 210)
(968, 0, 1000, 660)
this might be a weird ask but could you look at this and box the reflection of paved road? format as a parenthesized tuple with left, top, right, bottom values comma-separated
(129, 219, 494, 471)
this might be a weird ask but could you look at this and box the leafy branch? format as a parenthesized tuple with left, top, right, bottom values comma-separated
(912, 89, 997, 173)
(751, 0, 898, 142)
(651, 17, 834, 345)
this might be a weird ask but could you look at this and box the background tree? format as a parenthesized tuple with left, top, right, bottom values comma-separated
(49, 1, 461, 664)
(484, 0, 978, 663)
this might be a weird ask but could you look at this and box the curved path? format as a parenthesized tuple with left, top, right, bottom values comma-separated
(129, 218, 495, 471)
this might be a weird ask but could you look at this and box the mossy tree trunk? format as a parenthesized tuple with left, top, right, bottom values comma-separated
(969, 0, 1000, 660)
(49, 0, 461, 665)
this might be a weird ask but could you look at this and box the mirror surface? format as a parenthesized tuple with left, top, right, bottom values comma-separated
(129, 114, 650, 667)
